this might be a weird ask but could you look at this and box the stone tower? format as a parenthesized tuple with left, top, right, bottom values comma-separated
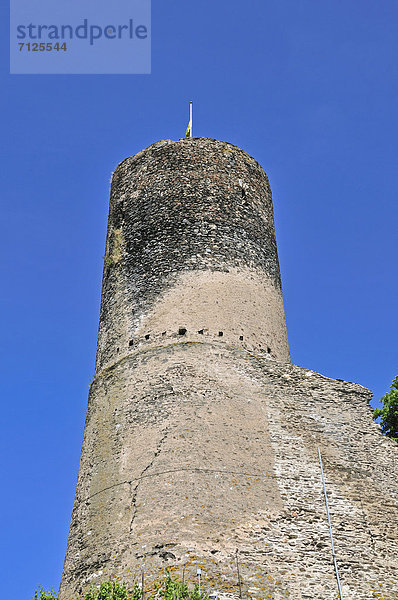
(59, 138, 398, 600)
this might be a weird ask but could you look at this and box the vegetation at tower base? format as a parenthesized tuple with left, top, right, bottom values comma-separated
(373, 375, 398, 442)
(34, 587, 58, 600)
(35, 575, 209, 600)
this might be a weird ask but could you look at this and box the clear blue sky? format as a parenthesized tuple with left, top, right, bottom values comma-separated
(1, 1, 397, 597)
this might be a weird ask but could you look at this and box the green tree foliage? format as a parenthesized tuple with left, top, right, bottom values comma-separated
(374, 376, 398, 443)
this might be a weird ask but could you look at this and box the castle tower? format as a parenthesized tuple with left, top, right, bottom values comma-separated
(60, 139, 398, 600)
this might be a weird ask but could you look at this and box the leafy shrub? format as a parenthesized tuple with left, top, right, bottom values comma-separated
(83, 580, 130, 600)
(33, 587, 58, 600)
(33, 574, 209, 600)
(153, 574, 200, 600)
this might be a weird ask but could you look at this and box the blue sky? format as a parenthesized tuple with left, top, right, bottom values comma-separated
(1, 1, 397, 597)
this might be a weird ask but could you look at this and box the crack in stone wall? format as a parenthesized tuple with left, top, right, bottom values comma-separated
(130, 430, 169, 532)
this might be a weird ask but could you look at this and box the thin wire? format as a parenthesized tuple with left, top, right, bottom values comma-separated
(318, 447, 344, 600)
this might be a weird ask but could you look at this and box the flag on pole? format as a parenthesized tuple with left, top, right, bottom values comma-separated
(185, 101, 193, 138)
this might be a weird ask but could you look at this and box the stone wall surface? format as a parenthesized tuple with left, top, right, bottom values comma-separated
(60, 341, 398, 600)
(59, 139, 398, 600)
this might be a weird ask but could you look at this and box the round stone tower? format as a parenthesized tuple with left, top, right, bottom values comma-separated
(59, 137, 289, 598)
(59, 139, 398, 600)
(95, 137, 290, 373)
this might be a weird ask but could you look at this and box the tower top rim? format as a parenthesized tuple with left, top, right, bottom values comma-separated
(115, 137, 266, 175)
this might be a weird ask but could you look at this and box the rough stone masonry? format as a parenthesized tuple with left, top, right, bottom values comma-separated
(59, 138, 398, 600)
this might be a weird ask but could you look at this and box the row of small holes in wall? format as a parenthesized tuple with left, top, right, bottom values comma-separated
(126, 331, 272, 354)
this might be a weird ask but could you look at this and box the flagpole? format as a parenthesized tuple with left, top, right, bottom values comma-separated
(190, 101, 193, 138)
